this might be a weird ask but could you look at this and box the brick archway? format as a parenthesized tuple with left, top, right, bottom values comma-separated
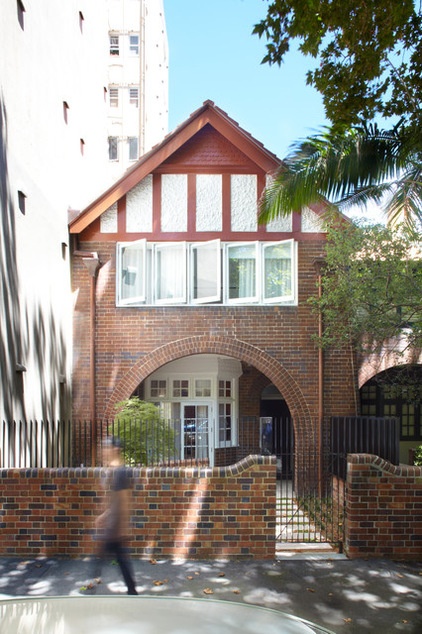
(102, 335, 313, 442)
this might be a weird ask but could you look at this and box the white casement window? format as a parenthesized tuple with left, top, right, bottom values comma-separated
(262, 239, 295, 303)
(109, 88, 119, 108)
(129, 34, 139, 55)
(191, 239, 221, 304)
(172, 379, 189, 398)
(195, 379, 211, 397)
(218, 402, 233, 446)
(129, 87, 139, 107)
(116, 239, 296, 306)
(109, 35, 119, 56)
(150, 379, 167, 398)
(226, 242, 259, 303)
(117, 239, 146, 305)
(154, 242, 187, 304)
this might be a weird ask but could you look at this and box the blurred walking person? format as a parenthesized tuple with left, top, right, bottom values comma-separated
(93, 436, 138, 595)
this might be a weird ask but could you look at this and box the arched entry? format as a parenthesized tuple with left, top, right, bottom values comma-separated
(102, 335, 314, 465)
(360, 364, 422, 464)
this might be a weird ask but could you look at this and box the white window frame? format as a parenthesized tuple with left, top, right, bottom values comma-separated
(225, 241, 259, 304)
(116, 240, 297, 307)
(128, 136, 138, 161)
(262, 239, 296, 304)
(109, 34, 119, 56)
(190, 239, 221, 304)
(116, 239, 146, 305)
(109, 87, 119, 108)
(217, 401, 234, 448)
(129, 87, 139, 108)
(129, 34, 139, 55)
(154, 242, 187, 305)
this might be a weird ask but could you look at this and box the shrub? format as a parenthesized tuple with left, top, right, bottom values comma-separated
(112, 397, 176, 466)
(414, 445, 422, 466)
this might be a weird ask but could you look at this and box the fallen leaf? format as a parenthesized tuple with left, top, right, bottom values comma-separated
(233, 589, 240, 594)
(153, 580, 164, 586)
(306, 587, 316, 593)
(186, 575, 194, 580)
(343, 618, 352, 624)
(203, 588, 214, 594)
(150, 558, 157, 565)
(218, 572, 226, 577)
(401, 620, 409, 624)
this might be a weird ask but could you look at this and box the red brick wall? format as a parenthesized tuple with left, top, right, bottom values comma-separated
(71, 239, 358, 456)
(0, 456, 276, 559)
(345, 454, 422, 559)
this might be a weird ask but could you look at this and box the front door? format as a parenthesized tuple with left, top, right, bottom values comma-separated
(182, 403, 213, 466)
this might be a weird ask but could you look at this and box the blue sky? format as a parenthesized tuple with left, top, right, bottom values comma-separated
(163, 0, 328, 160)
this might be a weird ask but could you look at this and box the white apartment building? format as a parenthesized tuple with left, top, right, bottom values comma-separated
(0, 1, 168, 465)
(0, 0, 110, 436)
(107, 0, 169, 179)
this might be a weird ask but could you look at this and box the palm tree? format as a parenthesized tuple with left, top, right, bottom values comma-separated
(259, 123, 422, 230)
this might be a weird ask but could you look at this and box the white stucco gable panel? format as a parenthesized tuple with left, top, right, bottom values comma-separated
(266, 214, 292, 232)
(196, 174, 223, 231)
(161, 174, 188, 232)
(100, 203, 118, 233)
(126, 175, 153, 232)
(302, 206, 324, 232)
(264, 174, 292, 232)
(231, 175, 257, 231)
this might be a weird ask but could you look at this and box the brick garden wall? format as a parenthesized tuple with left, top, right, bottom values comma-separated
(345, 454, 422, 560)
(0, 455, 276, 559)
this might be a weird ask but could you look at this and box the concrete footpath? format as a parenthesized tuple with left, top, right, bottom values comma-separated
(0, 552, 421, 633)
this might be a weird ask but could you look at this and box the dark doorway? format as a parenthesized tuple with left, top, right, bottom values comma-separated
(260, 386, 293, 478)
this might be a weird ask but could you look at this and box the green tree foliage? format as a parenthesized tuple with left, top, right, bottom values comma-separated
(259, 123, 422, 228)
(414, 445, 422, 465)
(113, 397, 175, 466)
(253, 0, 422, 131)
(311, 220, 422, 355)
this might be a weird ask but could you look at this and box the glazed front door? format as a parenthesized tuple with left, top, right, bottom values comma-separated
(182, 403, 213, 466)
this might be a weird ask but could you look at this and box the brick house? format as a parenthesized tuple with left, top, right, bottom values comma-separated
(68, 100, 359, 470)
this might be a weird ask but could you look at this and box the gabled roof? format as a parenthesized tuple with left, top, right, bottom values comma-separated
(69, 100, 282, 234)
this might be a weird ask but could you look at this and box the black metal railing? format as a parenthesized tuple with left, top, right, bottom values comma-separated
(330, 416, 400, 480)
(0, 418, 213, 469)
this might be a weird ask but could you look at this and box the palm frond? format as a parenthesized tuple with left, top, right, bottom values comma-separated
(259, 122, 420, 227)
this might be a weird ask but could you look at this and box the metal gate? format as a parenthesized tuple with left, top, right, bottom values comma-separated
(273, 418, 345, 549)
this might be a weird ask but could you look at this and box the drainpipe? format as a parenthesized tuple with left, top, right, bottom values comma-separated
(313, 257, 325, 496)
(74, 250, 101, 465)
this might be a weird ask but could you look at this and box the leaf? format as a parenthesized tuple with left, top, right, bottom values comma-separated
(203, 588, 214, 595)
(307, 587, 316, 593)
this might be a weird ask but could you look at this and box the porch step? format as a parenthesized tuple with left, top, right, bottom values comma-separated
(276, 495, 325, 544)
